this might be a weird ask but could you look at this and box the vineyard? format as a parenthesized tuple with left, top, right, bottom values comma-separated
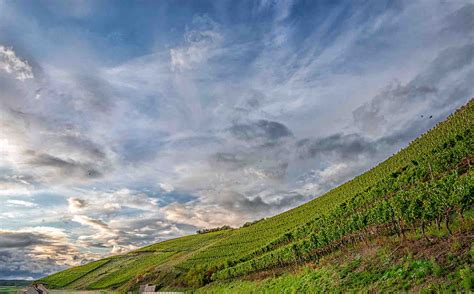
(40, 99, 474, 292)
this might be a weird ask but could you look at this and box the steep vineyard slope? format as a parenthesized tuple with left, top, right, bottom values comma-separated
(41, 99, 474, 292)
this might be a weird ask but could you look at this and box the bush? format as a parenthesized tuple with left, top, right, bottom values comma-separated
(197, 225, 233, 234)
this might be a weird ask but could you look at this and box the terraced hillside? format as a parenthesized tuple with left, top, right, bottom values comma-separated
(41, 99, 474, 292)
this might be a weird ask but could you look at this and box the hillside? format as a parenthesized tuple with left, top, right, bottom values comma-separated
(41, 99, 474, 292)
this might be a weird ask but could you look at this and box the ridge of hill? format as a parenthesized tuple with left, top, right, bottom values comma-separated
(41, 99, 474, 292)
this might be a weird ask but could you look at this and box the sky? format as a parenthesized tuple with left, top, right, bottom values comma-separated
(0, 0, 473, 280)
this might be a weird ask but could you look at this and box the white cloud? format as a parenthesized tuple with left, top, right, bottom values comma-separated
(170, 15, 223, 71)
(71, 212, 178, 254)
(318, 163, 349, 184)
(0, 45, 34, 80)
(0, 212, 17, 219)
(6, 199, 37, 208)
(70, 189, 159, 215)
(162, 202, 244, 228)
(72, 215, 114, 234)
(158, 182, 174, 193)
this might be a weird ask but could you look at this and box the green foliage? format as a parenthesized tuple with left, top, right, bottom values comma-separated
(430, 258, 443, 277)
(242, 218, 265, 228)
(459, 265, 472, 291)
(134, 229, 229, 253)
(197, 225, 233, 234)
(198, 250, 472, 293)
(88, 252, 174, 289)
(0, 286, 22, 294)
(40, 259, 110, 288)
(339, 256, 361, 279)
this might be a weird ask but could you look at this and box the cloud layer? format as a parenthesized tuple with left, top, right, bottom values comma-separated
(0, 0, 472, 279)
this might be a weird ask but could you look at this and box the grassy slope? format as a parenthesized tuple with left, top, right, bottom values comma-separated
(40, 230, 231, 290)
(0, 281, 31, 294)
(41, 99, 474, 292)
(198, 211, 474, 293)
(40, 259, 110, 288)
(0, 286, 21, 294)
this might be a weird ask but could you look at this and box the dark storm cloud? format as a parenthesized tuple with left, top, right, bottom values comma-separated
(209, 120, 293, 179)
(225, 191, 306, 213)
(217, 191, 276, 213)
(229, 119, 293, 142)
(61, 134, 107, 161)
(68, 197, 87, 209)
(210, 152, 248, 169)
(0, 231, 45, 248)
(27, 152, 103, 179)
(297, 133, 376, 161)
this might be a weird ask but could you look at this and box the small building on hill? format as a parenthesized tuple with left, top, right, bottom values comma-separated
(138, 284, 183, 294)
(139, 284, 157, 293)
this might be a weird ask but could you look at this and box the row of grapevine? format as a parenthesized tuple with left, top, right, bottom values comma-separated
(214, 169, 473, 280)
(210, 100, 474, 280)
